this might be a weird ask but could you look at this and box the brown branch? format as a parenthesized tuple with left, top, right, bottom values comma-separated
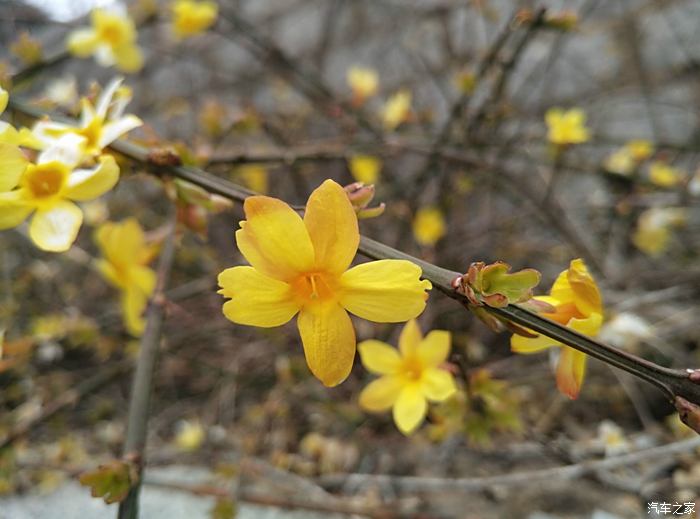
(118, 222, 177, 519)
(318, 436, 700, 493)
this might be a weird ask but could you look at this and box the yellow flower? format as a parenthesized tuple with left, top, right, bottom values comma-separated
(95, 219, 157, 336)
(0, 87, 41, 148)
(347, 67, 379, 103)
(172, 0, 218, 39)
(174, 420, 205, 451)
(358, 319, 456, 435)
(235, 164, 268, 194)
(382, 90, 411, 130)
(218, 179, 432, 387)
(632, 208, 686, 257)
(626, 140, 653, 161)
(33, 78, 142, 161)
(648, 161, 683, 188)
(348, 155, 381, 184)
(67, 9, 143, 73)
(545, 108, 590, 146)
(413, 206, 446, 246)
(511, 258, 603, 399)
(0, 148, 119, 252)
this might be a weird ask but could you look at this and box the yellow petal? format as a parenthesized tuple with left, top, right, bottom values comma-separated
(114, 43, 144, 73)
(235, 195, 314, 281)
(393, 385, 427, 435)
(29, 200, 83, 252)
(348, 155, 381, 184)
(357, 340, 401, 375)
(417, 330, 451, 367)
(339, 259, 431, 322)
(359, 375, 402, 412)
(122, 285, 148, 336)
(420, 368, 457, 401)
(65, 155, 119, 201)
(218, 266, 299, 327)
(95, 218, 145, 266)
(0, 190, 33, 230)
(66, 29, 99, 57)
(0, 143, 29, 191)
(303, 179, 359, 274)
(511, 331, 559, 353)
(555, 346, 586, 399)
(398, 318, 422, 357)
(566, 259, 602, 316)
(130, 265, 157, 296)
(95, 258, 125, 289)
(99, 115, 142, 148)
(297, 302, 355, 387)
(413, 206, 446, 246)
(568, 311, 603, 337)
(0, 87, 7, 114)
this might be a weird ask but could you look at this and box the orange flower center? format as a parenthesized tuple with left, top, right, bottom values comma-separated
(292, 272, 336, 303)
(542, 301, 584, 325)
(24, 163, 66, 200)
(401, 357, 423, 381)
(99, 22, 126, 47)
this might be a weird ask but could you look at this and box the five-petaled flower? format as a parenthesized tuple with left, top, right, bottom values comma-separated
(171, 0, 219, 39)
(545, 108, 590, 146)
(358, 319, 457, 435)
(511, 258, 603, 399)
(95, 218, 157, 336)
(217, 179, 432, 387)
(33, 78, 142, 163)
(0, 146, 118, 252)
(67, 9, 143, 73)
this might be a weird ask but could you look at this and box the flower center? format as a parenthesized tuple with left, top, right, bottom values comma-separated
(99, 22, 126, 47)
(24, 163, 67, 200)
(292, 272, 336, 303)
(77, 117, 103, 151)
(401, 357, 423, 381)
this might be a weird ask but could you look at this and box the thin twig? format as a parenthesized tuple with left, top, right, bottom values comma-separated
(318, 436, 700, 493)
(118, 222, 177, 519)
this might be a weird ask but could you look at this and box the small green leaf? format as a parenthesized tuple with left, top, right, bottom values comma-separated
(79, 460, 136, 505)
(480, 262, 541, 304)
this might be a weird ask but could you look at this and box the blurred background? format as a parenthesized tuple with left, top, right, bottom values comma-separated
(1, 0, 700, 518)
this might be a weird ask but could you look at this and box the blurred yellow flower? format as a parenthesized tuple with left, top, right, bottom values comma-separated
(347, 66, 379, 104)
(382, 90, 411, 130)
(545, 108, 589, 146)
(172, 0, 218, 39)
(174, 420, 205, 451)
(218, 179, 432, 387)
(95, 218, 157, 336)
(604, 140, 653, 176)
(413, 206, 446, 246)
(358, 319, 456, 435)
(0, 150, 118, 252)
(0, 86, 41, 148)
(633, 208, 686, 257)
(67, 9, 143, 73)
(235, 164, 268, 194)
(648, 161, 683, 188)
(33, 78, 142, 163)
(348, 155, 381, 184)
(511, 258, 603, 399)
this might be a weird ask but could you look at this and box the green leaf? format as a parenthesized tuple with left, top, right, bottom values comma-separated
(78, 460, 136, 505)
(480, 262, 541, 304)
